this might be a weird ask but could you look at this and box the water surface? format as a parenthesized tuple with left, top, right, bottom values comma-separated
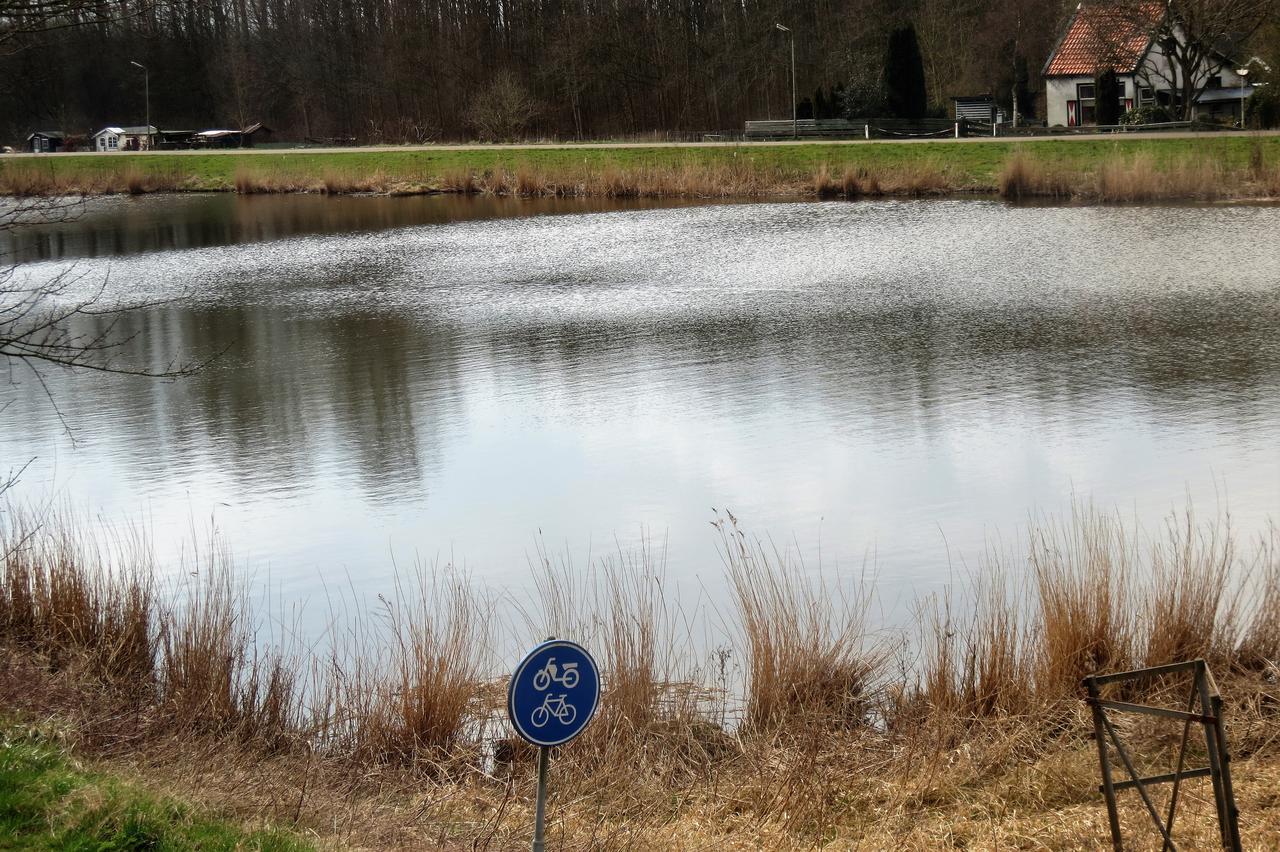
(2, 194, 1277, 625)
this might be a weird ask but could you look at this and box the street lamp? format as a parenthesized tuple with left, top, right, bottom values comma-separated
(1235, 57, 1273, 129)
(130, 60, 150, 149)
(776, 23, 796, 140)
(1236, 67, 1249, 128)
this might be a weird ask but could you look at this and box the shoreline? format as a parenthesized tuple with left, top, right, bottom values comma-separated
(2, 135, 1279, 203)
(1, 505, 1277, 848)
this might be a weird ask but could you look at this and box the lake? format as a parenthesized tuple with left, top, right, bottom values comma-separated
(2, 193, 1278, 629)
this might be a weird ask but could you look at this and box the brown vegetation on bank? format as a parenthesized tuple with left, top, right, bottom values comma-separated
(198, 145, 1280, 201)
(1, 506, 1279, 849)
(998, 141, 1280, 202)
(4, 142, 1280, 203)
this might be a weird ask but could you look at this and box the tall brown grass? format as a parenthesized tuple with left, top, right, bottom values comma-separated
(0, 514, 156, 689)
(999, 150, 1074, 199)
(319, 571, 491, 768)
(720, 516, 882, 732)
(1, 502, 1276, 817)
(7, 148, 1275, 202)
(1030, 509, 1134, 699)
(1000, 149, 1243, 202)
(1096, 152, 1224, 202)
(1238, 524, 1280, 670)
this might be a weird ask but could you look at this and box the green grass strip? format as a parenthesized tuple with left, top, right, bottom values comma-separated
(1, 136, 1276, 194)
(0, 729, 311, 851)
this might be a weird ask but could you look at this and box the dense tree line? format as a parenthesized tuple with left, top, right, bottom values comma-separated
(0, 0, 1275, 143)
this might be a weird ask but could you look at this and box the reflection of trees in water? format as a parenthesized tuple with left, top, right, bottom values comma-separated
(0, 196, 697, 264)
(323, 314, 455, 503)
(481, 292, 1280, 442)
(9, 287, 1276, 504)
(24, 305, 468, 505)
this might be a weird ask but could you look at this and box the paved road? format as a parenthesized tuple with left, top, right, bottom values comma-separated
(3, 129, 1278, 158)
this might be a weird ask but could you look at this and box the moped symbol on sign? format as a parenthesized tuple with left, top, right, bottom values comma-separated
(508, 639, 599, 747)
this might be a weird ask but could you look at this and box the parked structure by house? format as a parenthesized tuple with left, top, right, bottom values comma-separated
(951, 95, 1007, 125)
(92, 125, 157, 151)
(26, 131, 65, 153)
(192, 123, 272, 148)
(155, 129, 195, 149)
(1043, 2, 1252, 127)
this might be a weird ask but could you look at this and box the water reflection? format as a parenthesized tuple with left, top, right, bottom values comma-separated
(0, 194, 720, 263)
(1, 198, 1277, 614)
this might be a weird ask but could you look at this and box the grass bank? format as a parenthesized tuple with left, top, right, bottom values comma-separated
(2, 505, 1278, 848)
(2, 136, 1280, 201)
(0, 724, 310, 849)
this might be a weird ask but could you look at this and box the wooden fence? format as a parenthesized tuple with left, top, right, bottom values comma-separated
(742, 117, 1237, 142)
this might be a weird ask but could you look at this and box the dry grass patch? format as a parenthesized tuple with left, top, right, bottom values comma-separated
(999, 149, 1075, 199)
(720, 516, 883, 733)
(315, 569, 491, 770)
(1095, 151, 1225, 202)
(1030, 509, 1135, 700)
(2, 505, 1279, 848)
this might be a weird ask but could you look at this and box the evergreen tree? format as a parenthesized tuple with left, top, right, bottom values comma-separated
(1013, 55, 1035, 121)
(883, 25, 928, 119)
(1095, 67, 1121, 126)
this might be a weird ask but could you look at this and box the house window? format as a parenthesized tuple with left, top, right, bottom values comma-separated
(1077, 83, 1097, 124)
(1207, 75, 1223, 89)
(108, 136, 118, 149)
(1140, 87, 1155, 105)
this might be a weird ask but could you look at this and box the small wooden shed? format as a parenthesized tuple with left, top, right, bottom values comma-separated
(27, 131, 65, 153)
(951, 95, 1003, 124)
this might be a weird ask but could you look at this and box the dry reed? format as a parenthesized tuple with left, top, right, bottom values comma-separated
(2, 503, 1279, 848)
(324, 570, 491, 768)
(1096, 152, 1225, 202)
(999, 149, 1074, 199)
(1029, 509, 1135, 700)
(720, 515, 882, 732)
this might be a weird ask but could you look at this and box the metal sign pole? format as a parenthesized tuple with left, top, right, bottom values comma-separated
(532, 745, 549, 852)
(509, 638, 598, 852)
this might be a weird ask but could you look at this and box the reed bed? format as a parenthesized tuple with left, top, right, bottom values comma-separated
(5, 144, 1278, 202)
(1, 504, 1278, 848)
(999, 147, 1235, 202)
(0, 163, 189, 196)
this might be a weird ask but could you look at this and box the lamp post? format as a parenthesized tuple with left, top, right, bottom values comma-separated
(1236, 67, 1249, 128)
(776, 23, 796, 140)
(130, 60, 150, 149)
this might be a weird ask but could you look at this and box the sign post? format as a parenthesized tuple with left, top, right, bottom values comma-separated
(507, 638, 600, 852)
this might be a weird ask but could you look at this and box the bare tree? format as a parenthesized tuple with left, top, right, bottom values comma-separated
(0, 0, 136, 53)
(2, 196, 206, 450)
(1119, 0, 1277, 120)
(465, 71, 543, 142)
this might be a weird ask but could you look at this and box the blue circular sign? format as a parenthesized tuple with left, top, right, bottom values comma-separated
(507, 639, 600, 747)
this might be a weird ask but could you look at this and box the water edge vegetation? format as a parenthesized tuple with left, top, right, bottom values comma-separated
(2, 136, 1280, 203)
(0, 503, 1277, 848)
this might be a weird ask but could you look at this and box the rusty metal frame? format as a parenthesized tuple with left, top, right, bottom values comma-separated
(1083, 659, 1241, 851)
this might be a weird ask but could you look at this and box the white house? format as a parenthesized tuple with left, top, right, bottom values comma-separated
(1043, 3, 1253, 127)
(92, 125, 157, 152)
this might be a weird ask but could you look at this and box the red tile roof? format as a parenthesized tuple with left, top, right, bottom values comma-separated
(1044, 3, 1163, 77)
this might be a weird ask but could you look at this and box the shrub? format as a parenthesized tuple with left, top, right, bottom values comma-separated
(466, 71, 542, 142)
(1245, 86, 1280, 129)
(1119, 105, 1174, 126)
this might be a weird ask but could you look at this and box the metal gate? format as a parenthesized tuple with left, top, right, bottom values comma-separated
(1084, 659, 1240, 851)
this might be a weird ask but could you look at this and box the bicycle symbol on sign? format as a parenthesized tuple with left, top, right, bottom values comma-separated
(532, 658, 580, 690)
(530, 693, 577, 728)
